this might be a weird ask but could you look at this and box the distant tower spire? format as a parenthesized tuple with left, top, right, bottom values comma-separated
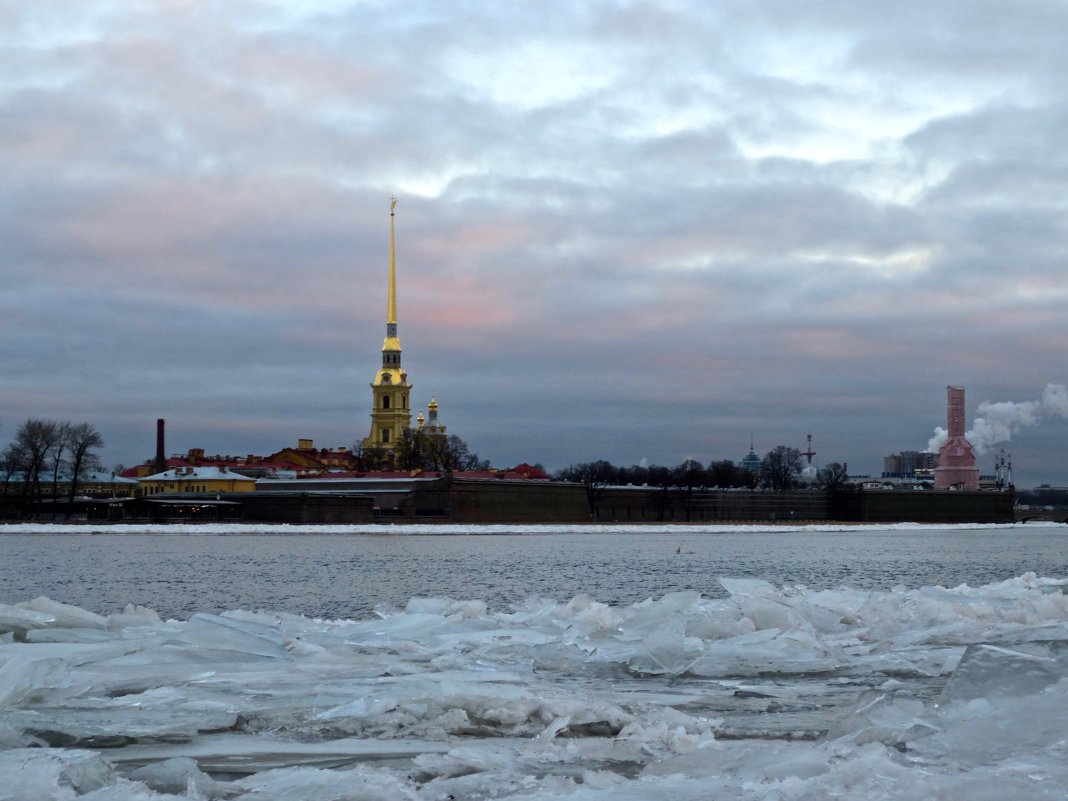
(740, 433, 761, 474)
(388, 195, 397, 326)
(363, 196, 412, 456)
(803, 433, 816, 466)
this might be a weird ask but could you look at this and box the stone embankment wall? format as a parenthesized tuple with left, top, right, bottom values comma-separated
(242, 484, 1011, 525)
(4, 482, 1010, 524)
(240, 492, 376, 524)
(592, 488, 832, 523)
(833, 489, 1014, 524)
(417, 479, 589, 523)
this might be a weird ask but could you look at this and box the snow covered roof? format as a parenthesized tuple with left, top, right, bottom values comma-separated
(80, 471, 139, 485)
(3, 471, 138, 485)
(141, 467, 257, 482)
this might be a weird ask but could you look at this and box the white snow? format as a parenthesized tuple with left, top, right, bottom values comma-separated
(2, 521, 1063, 536)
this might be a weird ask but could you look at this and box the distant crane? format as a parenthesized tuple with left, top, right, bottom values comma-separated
(994, 449, 1014, 489)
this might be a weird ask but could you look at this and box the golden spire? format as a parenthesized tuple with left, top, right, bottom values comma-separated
(388, 195, 397, 325)
(380, 195, 402, 357)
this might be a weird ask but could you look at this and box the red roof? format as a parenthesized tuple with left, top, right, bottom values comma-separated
(510, 463, 550, 479)
(289, 469, 550, 481)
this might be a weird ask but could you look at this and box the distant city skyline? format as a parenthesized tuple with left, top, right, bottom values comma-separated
(2, 2, 1066, 487)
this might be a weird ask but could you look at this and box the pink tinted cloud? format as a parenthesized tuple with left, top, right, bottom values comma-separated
(407, 273, 520, 333)
(229, 38, 389, 101)
(779, 327, 904, 361)
(398, 218, 547, 333)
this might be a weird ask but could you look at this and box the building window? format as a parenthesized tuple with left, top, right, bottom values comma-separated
(382, 429, 390, 443)
(382, 395, 390, 409)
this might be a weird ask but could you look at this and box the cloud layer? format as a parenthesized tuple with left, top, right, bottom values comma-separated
(2, 1, 1066, 485)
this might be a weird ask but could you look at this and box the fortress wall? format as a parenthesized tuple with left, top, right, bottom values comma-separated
(240, 493, 376, 524)
(834, 489, 1014, 524)
(440, 479, 589, 523)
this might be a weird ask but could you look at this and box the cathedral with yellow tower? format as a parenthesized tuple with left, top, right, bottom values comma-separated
(361, 198, 445, 462)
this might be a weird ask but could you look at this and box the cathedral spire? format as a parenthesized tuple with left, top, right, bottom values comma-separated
(382, 196, 401, 353)
(364, 195, 412, 456)
(388, 195, 397, 326)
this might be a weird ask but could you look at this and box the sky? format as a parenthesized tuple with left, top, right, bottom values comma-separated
(2, 0, 1066, 487)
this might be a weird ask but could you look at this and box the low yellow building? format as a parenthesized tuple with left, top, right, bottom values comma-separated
(140, 466, 256, 495)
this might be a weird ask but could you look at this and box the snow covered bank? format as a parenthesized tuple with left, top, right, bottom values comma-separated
(2, 521, 1060, 536)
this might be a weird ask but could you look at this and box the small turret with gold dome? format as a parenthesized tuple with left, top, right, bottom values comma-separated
(424, 395, 447, 441)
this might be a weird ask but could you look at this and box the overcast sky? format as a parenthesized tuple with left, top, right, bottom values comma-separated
(2, 0, 1066, 486)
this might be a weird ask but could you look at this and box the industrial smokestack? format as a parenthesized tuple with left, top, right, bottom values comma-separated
(154, 419, 166, 474)
(934, 387, 979, 490)
(927, 382, 1068, 454)
(946, 386, 966, 439)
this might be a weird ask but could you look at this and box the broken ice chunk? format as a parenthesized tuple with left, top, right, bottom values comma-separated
(939, 641, 1068, 703)
(127, 757, 237, 799)
(17, 597, 107, 630)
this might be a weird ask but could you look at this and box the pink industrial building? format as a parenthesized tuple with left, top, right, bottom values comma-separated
(934, 386, 980, 490)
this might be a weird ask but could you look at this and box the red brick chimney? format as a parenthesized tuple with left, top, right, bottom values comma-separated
(153, 419, 167, 474)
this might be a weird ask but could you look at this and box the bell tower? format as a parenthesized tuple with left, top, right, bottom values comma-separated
(362, 196, 412, 456)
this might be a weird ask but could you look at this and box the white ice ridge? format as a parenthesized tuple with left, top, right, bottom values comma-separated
(2, 574, 1068, 799)
(2, 521, 1062, 536)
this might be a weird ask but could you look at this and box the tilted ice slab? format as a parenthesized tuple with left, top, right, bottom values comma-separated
(1, 573, 1068, 799)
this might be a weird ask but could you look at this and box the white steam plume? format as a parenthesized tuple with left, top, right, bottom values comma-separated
(926, 383, 1068, 455)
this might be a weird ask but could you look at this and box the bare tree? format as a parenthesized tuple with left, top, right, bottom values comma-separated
(48, 423, 74, 516)
(645, 464, 675, 521)
(707, 459, 738, 488)
(1, 440, 23, 514)
(397, 428, 419, 471)
(760, 446, 803, 492)
(352, 442, 390, 472)
(673, 459, 707, 521)
(554, 460, 615, 518)
(66, 423, 105, 514)
(444, 435, 490, 471)
(13, 419, 63, 516)
(815, 462, 851, 493)
(351, 433, 487, 473)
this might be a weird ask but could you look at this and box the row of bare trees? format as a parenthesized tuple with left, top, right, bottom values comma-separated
(353, 430, 491, 473)
(552, 449, 852, 520)
(1, 419, 105, 518)
(553, 449, 852, 494)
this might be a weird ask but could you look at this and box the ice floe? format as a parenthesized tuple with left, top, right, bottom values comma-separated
(0, 572, 1067, 798)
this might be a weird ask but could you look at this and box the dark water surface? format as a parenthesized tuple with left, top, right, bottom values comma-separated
(3, 526, 1067, 619)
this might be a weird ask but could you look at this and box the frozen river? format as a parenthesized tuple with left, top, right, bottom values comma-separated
(2, 522, 1068, 800)
(4, 522, 1068, 619)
